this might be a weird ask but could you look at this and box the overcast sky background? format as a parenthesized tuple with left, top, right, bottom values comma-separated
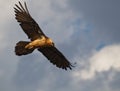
(0, 0, 120, 91)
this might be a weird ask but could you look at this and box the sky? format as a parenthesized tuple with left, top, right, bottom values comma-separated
(0, 0, 120, 91)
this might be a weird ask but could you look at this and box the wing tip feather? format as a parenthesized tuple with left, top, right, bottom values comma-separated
(14, 1, 30, 15)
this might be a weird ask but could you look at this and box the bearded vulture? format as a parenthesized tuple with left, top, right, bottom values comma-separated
(14, 1, 73, 70)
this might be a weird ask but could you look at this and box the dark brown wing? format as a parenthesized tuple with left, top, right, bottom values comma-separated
(38, 46, 73, 70)
(14, 2, 46, 40)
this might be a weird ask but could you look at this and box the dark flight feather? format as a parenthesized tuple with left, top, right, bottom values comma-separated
(14, 1, 45, 40)
(38, 46, 73, 70)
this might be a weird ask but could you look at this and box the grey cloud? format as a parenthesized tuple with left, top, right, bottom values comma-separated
(67, 0, 120, 44)
(109, 72, 120, 91)
(13, 53, 73, 91)
(67, 0, 120, 29)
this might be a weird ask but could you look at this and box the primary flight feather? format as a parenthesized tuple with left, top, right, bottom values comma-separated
(14, 1, 73, 70)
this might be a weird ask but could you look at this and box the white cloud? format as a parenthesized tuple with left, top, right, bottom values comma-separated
(72, 44, 120, 80)
(0, 0, 17, 49)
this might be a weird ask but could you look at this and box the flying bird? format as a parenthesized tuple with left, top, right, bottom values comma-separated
(14, 2, 73, 70)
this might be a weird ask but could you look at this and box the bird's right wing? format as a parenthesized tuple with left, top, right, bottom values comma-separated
(14, 2, 46, 40)
(38, 46, 73, 70)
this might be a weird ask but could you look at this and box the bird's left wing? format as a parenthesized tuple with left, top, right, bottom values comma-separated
(14, 2, 46, 40)
(38, 46, 73, 70)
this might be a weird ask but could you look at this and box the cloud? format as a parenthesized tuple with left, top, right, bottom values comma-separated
(0, 69, 4, 78)
(72, 44, 120, 80)
(67, 0, 120, 44)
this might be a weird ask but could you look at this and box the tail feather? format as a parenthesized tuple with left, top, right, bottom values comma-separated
(15, 41, 34, 56)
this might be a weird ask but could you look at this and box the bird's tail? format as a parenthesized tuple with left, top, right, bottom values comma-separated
(15, 41, 35, 56)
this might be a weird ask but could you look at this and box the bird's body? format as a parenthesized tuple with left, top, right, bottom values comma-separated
(25, 36, 54, 49)
(14, 1, 73, 70)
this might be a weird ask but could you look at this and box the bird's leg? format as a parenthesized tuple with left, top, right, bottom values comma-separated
(25, 42, 34, 49)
